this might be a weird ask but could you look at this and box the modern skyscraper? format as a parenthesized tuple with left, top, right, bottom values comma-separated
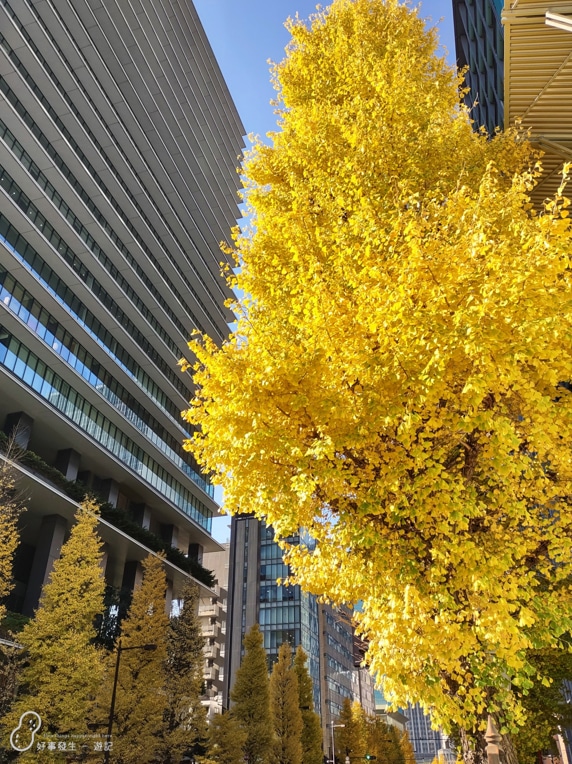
(226, 518, 323, 709)
(0, 0, 243, 615)
(404, 703, 452, 764)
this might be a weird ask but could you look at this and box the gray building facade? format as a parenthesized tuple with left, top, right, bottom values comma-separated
(225, 517, 322, 712)
(0, 0, 243, 616)
(199, 543, 230, 718)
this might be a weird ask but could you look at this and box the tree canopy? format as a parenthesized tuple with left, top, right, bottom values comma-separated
(184, 0, 572, 740)
(0, 441, 27, 624)
(162, 581, 208, 763)
(269, 642, 302, 764)
(205, 712, 248, 764)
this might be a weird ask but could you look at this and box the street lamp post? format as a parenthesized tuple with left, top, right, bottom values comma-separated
(330, 723, 345, 764)
(104, 639, 157, 764)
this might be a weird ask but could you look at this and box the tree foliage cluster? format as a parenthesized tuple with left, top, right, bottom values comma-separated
(0, 441, 27, 626)
(336, 698, 412, 764)
(209, 625, 416, 764)
(183, 0, 572, 745)
(208, 626, 322, 764)
(0, 500, 207, 763)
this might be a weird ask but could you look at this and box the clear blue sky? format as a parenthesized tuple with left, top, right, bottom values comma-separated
(193, 0, 457, 542)
(194, 0, 457, 142)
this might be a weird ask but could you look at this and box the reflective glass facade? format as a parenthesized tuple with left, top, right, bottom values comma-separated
(259, 524, 320, 681)
(0, 329, 212, 530)
(0, 270, 206, 493)
(226, 517, 368, 751)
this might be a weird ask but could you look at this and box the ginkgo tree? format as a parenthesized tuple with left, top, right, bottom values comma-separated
(182, 0, 572, 757)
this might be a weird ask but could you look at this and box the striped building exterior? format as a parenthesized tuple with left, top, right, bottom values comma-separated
(0, 0, 243, 616)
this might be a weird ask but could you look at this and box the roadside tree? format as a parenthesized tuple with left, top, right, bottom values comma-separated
(512, 647, 572, 762)
(184, 0, 572, 756)
(100, 553, 169, 764)
(162, 581, 208, 763)
(293, 646, 322, 764)
(230, 624, 272, 764)
(399, 730, 416, 764)
(336, 699, 365, 762)
(269, 642, 302, 764)
(0, 440, 27, 624)
(368, 717, 405, 764)
(1, 500, 105, 757)
(205, 712, 247, 764)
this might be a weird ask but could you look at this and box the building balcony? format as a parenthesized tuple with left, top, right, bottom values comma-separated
(204, 666, 219, 681)
(203, 643, 219, 658)
(202, 623, 220, 638)
(198, 602, 221, 618)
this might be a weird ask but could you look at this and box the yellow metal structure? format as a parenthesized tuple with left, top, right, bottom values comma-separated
(503, 1, 572, 205)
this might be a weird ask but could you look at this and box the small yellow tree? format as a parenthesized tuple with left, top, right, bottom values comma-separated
(0, 442, 27, 624)
(336, 699, 365, 761)
(269, 642, 302, 764)
(162, 581, 208, 763)
(230, 624, 272, 764)
(1, 499, 105, 758)
(100, 553, 169, 764)
(184, 0, 572, 756)
(399, 730, 416, 764)
(293, 646, 322, 764)
(205, 712, 248, 764)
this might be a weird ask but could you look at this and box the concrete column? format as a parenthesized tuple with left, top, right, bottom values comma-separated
(130, 503, 151, 530)
(188, 542, 204, 565)
(22, 514, 67, 615)
(122, 560, 143, 592)
(165, 579, 173, 615)
(54, 448, 81, 481)
(3, 411, 34, 450)
(99, 478, 119, 507)
(160, 524, 179, 549)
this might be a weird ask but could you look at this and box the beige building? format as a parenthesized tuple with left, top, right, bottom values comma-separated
(199, 543, 229, 718)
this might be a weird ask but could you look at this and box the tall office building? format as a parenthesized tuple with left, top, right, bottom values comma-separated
(226, 517, 375, 757)
(452, 0, 504, 134)
(0, 0, 243, 616)
(226, 519, 322, 710)
(404, 703, 452, 764)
